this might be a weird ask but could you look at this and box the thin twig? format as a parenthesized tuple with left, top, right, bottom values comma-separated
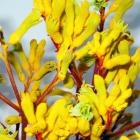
(3, 46, 21, 104)
(110, 120, 140, 137)
(0, 92, 20, 112)
(35, 74, 59, 105)
(69, 63, 82, 92)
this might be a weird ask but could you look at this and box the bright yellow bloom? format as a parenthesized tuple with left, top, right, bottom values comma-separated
(21, 92, 36, 124)
(8, 9, 41, 44)
(5, 115, 21, 125)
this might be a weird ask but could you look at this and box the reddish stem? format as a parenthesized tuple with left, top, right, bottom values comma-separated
(0, 92, 20, 112)
(106, 108, 114, 130)
(36, 133, 43, 140)
(99, 7, 105, 32)
(35, 74, 59, 105)
(110, 120, 140, 137)
(69, 63, 83, 91)
(92, 56, 107, 85)
(5, 59, 21, 104)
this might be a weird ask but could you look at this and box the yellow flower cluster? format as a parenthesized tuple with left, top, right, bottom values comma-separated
(7, 39, 56, 102)
(21, 92, 47, 136)
(3, 0, 140, 140)
(75, 73, 132, 139)
(43, 98, 91, 140)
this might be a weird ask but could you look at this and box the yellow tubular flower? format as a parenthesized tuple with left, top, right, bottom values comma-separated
(113, 89, 132, 111)
(131, 48, 140, 63)
(29, 39, 38, 68)
(128, 63, 139, 83)
(8, 52, 26, 83)
(8, 9, 41, 44)
(94, 74, 107, 101)
(74, 0, 89, 36)
(74, 41, 93, 60)
(104, 54, 131, 69)
(58, 51, 74, 80)
(54, 129, 70, 137)
(114, 69, 127, 84)
(118, 40, 132, 55)
(46, 16, 59, 36)
(72, 12, 100, 48)
(13, 43, 31, 76)
(52, 0, 65, 20)
(64, 0, 74, 38)
(56, 0, 75, 62)
(32, 61, 56, 81)
(46, 98, 70, 131)
(29, 90, 38, 102)
(66, 117, 78, 134)
(106, 84, 120, 108)
(33, 39, 46, 70)
(45, 131, 58, 140)
(107, 0, 134, 16)
(44, 0, 52, 16)
(88, 32, 101, 55)
(77, 118, 90, 137)
(105, 69, 118, 86)
(5, 115, 21, 125)
(119, 75, 130, 92)
(120, 136, 130, 140)
(98, 21, 128, 56)
(21, 92, 36, 124)
(36, 103, 47, 129)
(112, 0, 134, 22)
(34, 0, 44, 13)
(91, 118, 105, 138)
(34, 0, 52, 17)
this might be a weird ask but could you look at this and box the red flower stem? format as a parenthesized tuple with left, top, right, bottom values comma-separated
(36, 133, 43, 140)
(99, 7, 105, 32)
(4, 51, 21, 104)
(0, 92, 20, 112)
(106, 109, 114, 130)
(35, 74, 59, 105)
(69, 63, 83, 92)
(110, 120, 140, 137)
(21, 117, 27, 140)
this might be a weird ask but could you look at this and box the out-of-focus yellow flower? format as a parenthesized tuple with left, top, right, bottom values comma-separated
(74, 1, 89, 36)
(120, 136, 130, 140)
(8, 9, 41, 44)
(32, 61, 56, 81)
(21, 92, 36, 125)
(106, 0, 134, 26)
(33, 39, 46, 70)
(5, 115, 21, 125)
(91, 118, 105, 139)
(78, 74, 132, 124)
(57, 51, 74, 80)
(52, 0, 65, 20)
(25, 103, 47, 136)
(34, 0, 52, 16)
(72, 11, 100, 48)
(103, 54, 131, 69)
(77, 117, 90, 136)
(8, 52, 26, 83)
